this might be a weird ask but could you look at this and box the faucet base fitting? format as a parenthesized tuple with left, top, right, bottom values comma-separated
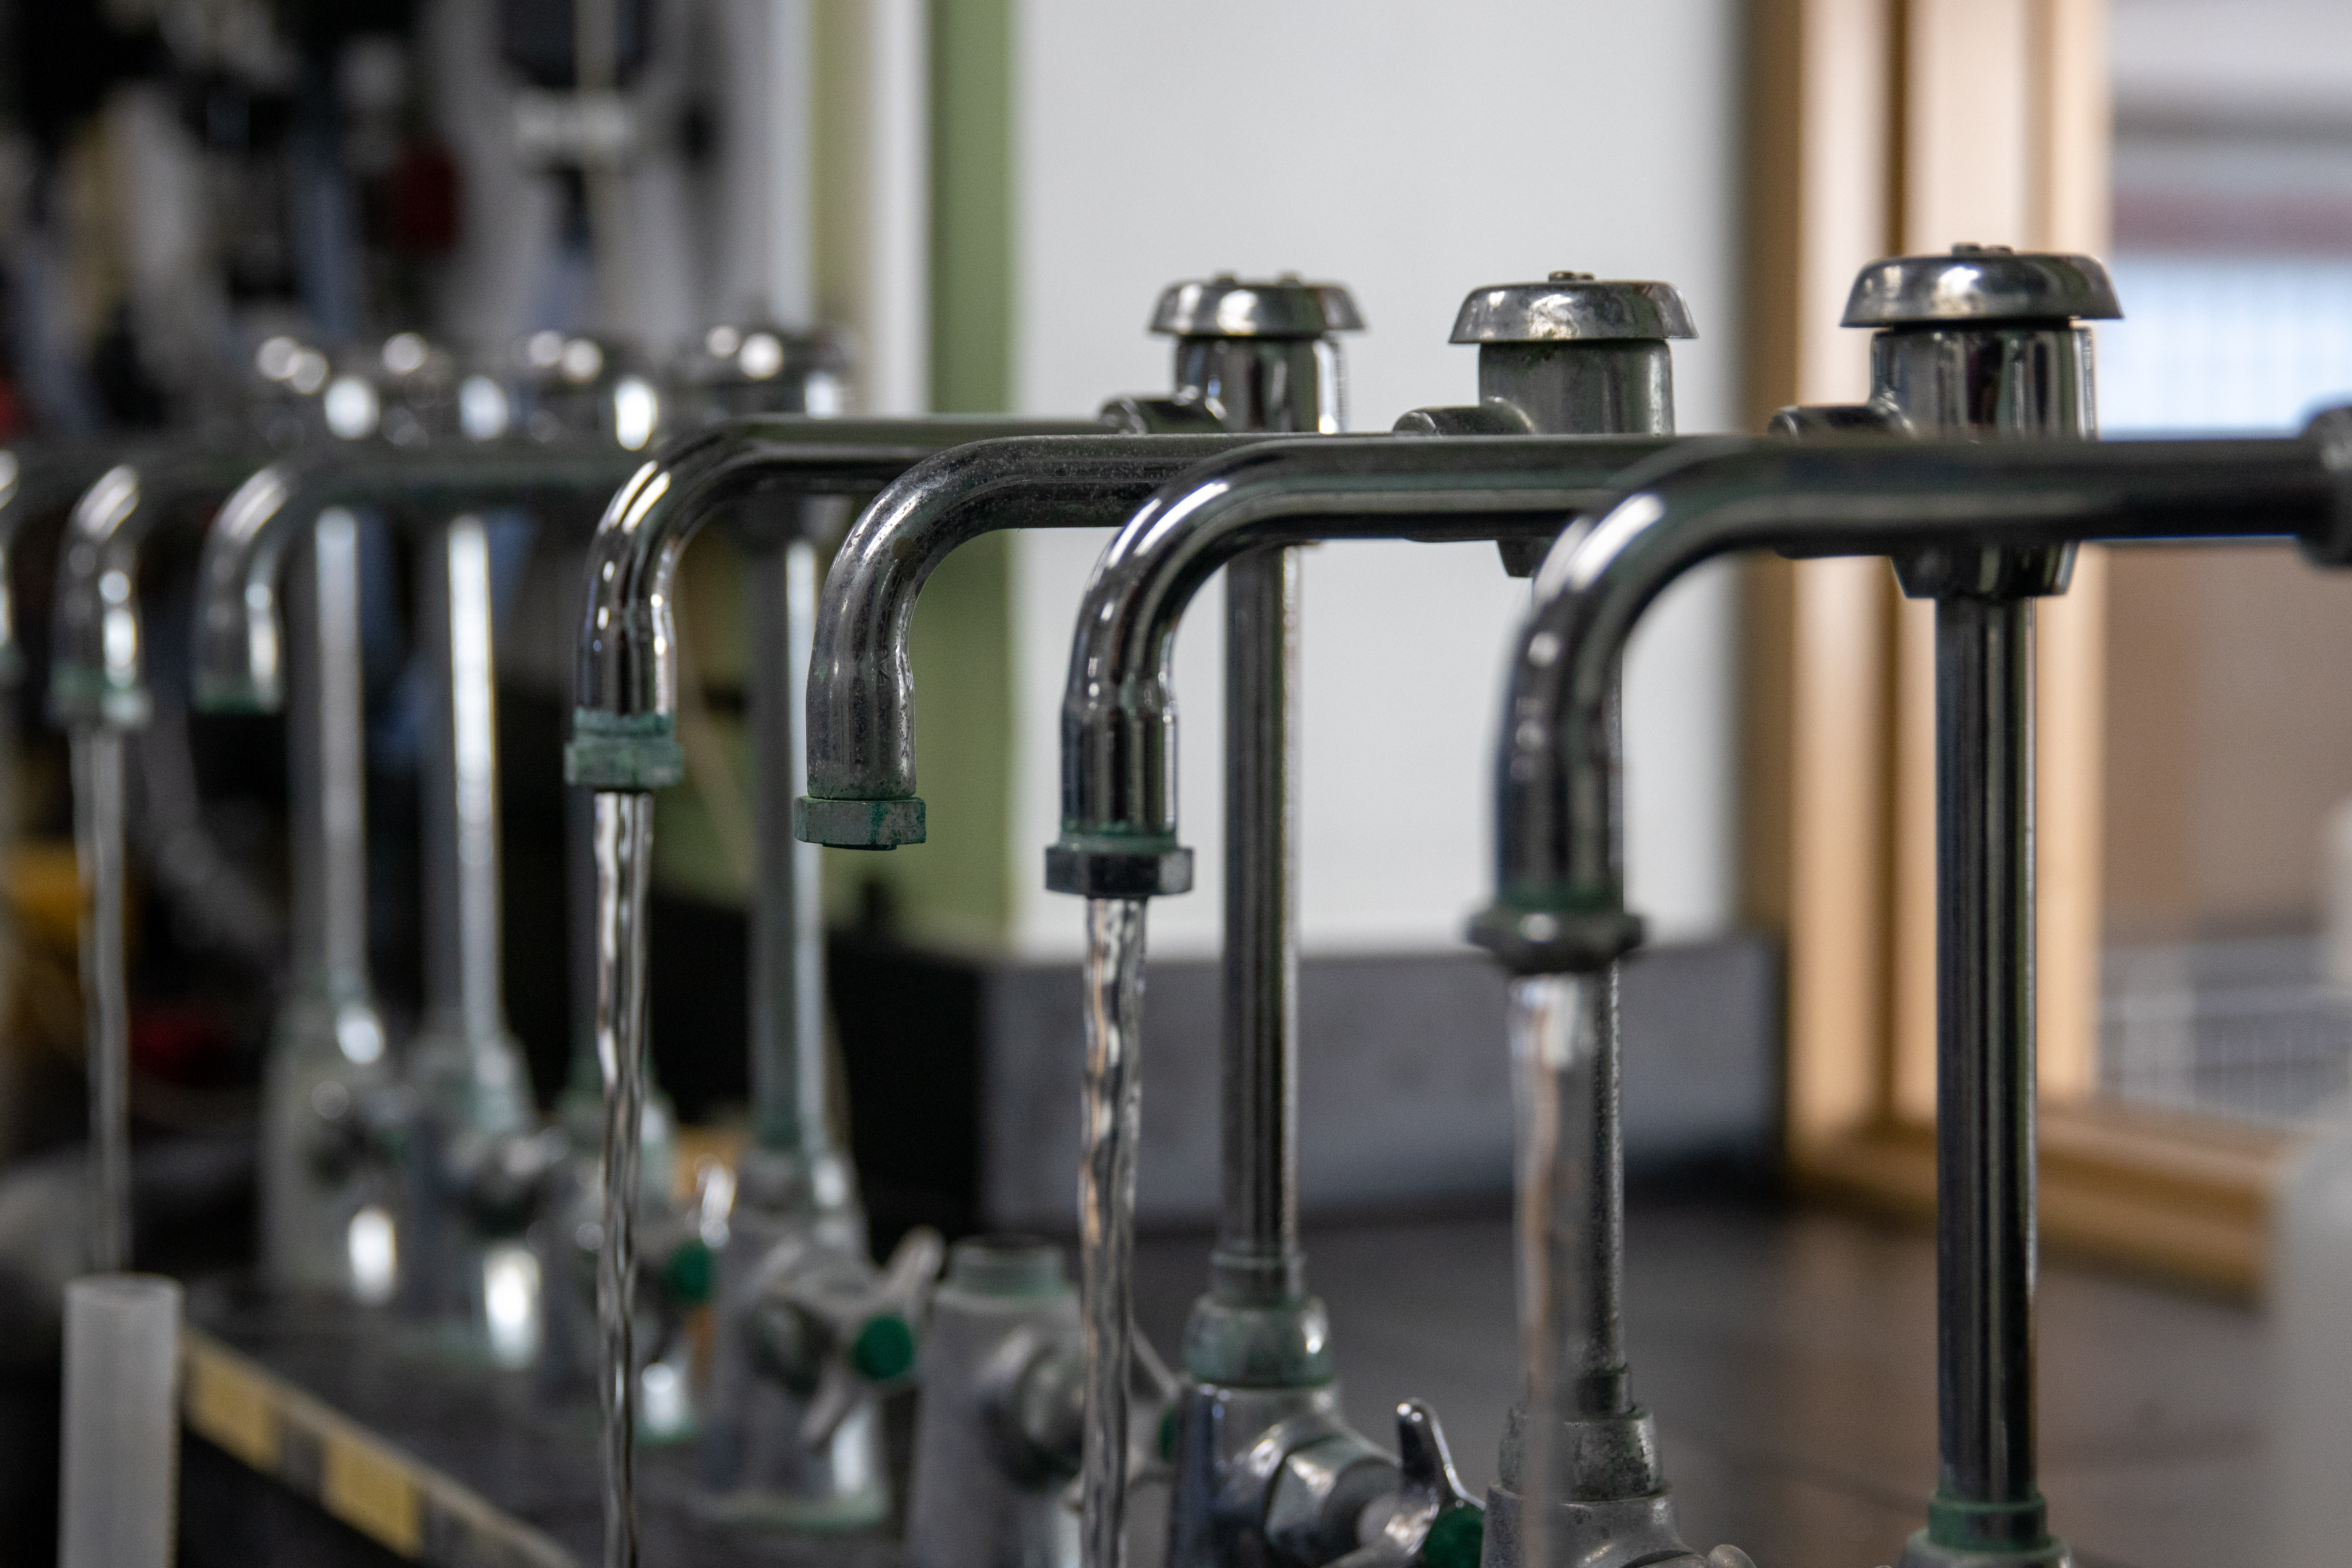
(697, 1207, 890, 1531)
(1181, 1288, 1335, 1388)
(1464, 902, 1644, 975)
(1169, 1381, 1396, 1568)
(1477, 1486, 1709, 1568)
(1045, 840, 1195, 898)
(794, 794, 926, 849)
(1896, 1528, 2070, 1568)
(907, 1235, 1083, 1568)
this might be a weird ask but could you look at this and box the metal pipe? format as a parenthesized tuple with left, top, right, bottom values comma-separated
(1825, 246, 2108, 1568)
(195, 445, 643, 1303)
(418, 516, 516, 1050)
(287, 512, 374, 1038)
(746, 537, 833, 1162)
(1042, 432, 1675, 1568)
(1218, 544, 1298, 1301)
(266, 509, 390, 1293)
(1463, 420, 2351, 1558)
(0, 446, 123, 1198)
(1933, 595, 2038, 1541)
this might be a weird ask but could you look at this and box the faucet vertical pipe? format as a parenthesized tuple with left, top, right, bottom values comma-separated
(1217, 543, 1299, 1300)
(298, 512, 374, 1028)
(267, 508, 389, 1291)
(423, 515, 515, 1052)
(1932, 595, 2038, 1530)
(71, 727, 131, 1274)
(746, 531, 840, 1176)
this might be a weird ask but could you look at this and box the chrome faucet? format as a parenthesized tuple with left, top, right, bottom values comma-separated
(789, 273, 1360, 1568)
(1770, 249, 2117, 1568)
(568, 412, 1110, 1554)
(1040, 274, 1692, 1568)
(0, 445, 125, 1146)
(195, 433, 645, 1312)
(52, 447, 278, 1273)
(1043, 433, 1655, 1568)
(1474, 405, 2352, 1566)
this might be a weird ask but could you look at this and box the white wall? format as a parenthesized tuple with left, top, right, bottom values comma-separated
(1002, 0, 1745, 959)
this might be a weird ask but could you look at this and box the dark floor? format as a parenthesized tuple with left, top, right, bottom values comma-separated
(1134, 1200, 2264, 1568)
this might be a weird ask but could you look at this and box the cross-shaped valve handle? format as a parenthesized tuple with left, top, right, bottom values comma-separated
(769, 1226, 946, 1450)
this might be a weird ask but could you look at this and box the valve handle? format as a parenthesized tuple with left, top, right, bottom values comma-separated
(1394, 1401, 1482, 1568)
(792, 1226, 946, 1450)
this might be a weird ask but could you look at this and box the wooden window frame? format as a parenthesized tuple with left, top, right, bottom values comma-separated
(1743, 0, 2295, 1298)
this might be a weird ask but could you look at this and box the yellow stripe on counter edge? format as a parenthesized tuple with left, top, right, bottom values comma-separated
(181, 1327, 574, 1568)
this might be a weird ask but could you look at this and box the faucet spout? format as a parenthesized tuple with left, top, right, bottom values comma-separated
(567, 417, 1106, 792)
(0, 446, 123, 684)
(1471, 429, 2340, 980)
(55, 450, 266, 729)
(1041, 435, 1674, 899)
(791, 432, 1266, 848)
(194, 444, 642, 714)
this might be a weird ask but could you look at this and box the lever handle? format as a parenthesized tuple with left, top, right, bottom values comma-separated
(1393, 1401, 1482, 1568)
(789, 1226, 946, 1449)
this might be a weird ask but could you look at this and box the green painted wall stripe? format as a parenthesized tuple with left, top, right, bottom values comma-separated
(929, 0, 1015, 415)
(823, 0, 1019, 945)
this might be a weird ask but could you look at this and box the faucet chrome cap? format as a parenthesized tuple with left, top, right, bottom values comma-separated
(671, 323, 848, 392)
(1150, 274, 1363, 340)
(1450, 273, 1696, 344)
(514, 331, 665, 449)
(1842, 244, 2121, 327)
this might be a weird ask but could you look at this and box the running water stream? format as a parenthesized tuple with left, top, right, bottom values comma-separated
(1080, 897, 1149, 1568)
(1506, 970, 1608, 1568)
(592, 791, 655, 1568)
(71, 727, 131, 1274)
